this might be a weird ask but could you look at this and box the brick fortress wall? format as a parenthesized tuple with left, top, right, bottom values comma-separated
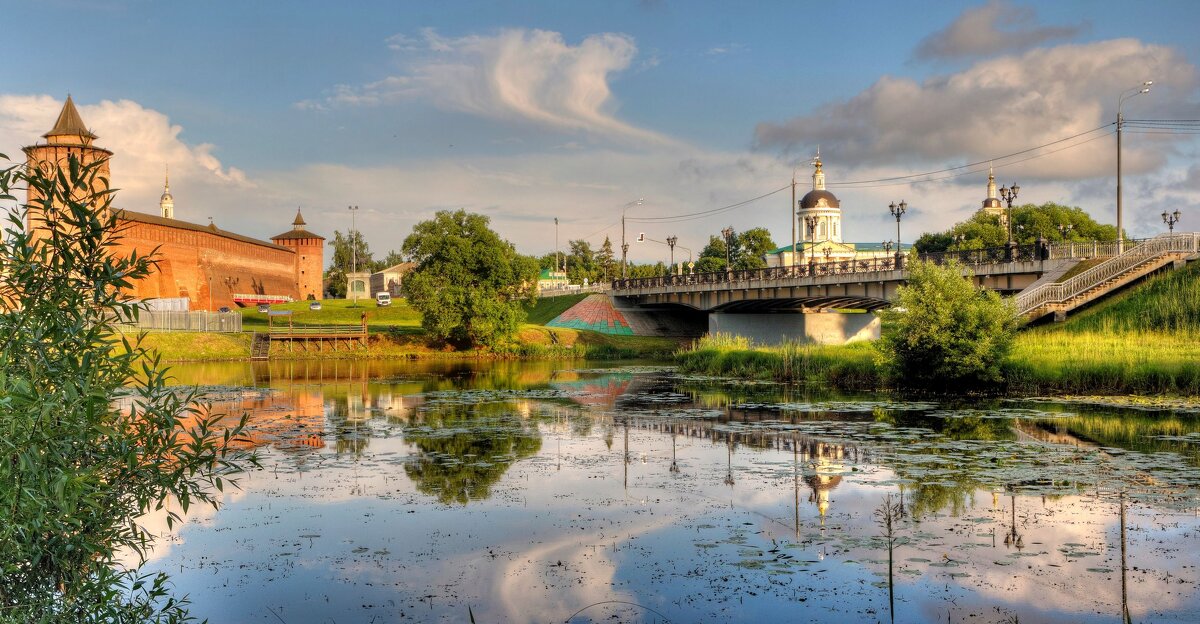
(113, 214, 300, 311)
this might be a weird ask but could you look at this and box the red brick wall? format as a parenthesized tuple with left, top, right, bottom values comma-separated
(113, 219, 299, 310)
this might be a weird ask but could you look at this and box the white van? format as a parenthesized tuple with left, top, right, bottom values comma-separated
(375, 292, 392, 307)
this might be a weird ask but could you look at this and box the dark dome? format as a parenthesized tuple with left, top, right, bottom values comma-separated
(800, 189, 840, 209)
(982, 198, 1001, 209)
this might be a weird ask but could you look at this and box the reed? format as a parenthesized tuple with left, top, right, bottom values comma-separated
(675, 334, 882, 387)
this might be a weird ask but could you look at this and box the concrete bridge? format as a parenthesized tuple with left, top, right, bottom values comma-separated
(609, 234, 1200, 344)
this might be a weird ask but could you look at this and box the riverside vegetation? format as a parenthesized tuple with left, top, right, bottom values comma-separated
(0, 156, 252, 621)
(678, 258, 1200, 395)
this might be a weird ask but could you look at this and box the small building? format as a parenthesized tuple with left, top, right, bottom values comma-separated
(370, 262, 415, 297)
(345, 271, 370, 300)
(537, 269, 569, 292)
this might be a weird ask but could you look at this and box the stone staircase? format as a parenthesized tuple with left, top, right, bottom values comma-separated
(1017, 233, 1200, 321)
(250, 332, 271, 360)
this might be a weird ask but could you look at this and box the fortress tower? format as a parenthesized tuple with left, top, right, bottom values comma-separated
(271, 209, 326, 301)
(22, 96, 113, 226)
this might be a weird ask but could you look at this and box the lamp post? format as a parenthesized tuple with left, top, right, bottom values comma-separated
(805, 216, 819, 272)
(666, 235, 677, 274)
(722, 226, 735, 272)
(348, 204, 359, 303)
(1057, 223, 1074, 240)
(1118, 81, 1153, 253)
(554, 217, 560, 273)
(620, 198, 643, 279)
(888, 200, 906, 268)
(999, 183, 1020, 243)
(637, 233, 691, 274)
(1163, 209, 1182, 234)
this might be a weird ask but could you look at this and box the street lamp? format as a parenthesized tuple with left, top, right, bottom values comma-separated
(804, 216, 819, 271)
(666, 236, 678, 274)
(621, 198, 644, 279)
(637, 233, 691, 274)
(888, 201, 907, 267)
(999, 183, 1020, 243)
(1163, 209, 1182, 234)
(721, 226, 735, 271)
(1057, 223, 1074, 239)
(1118, 81, 1153, 253)
(348, 204, 359, 303)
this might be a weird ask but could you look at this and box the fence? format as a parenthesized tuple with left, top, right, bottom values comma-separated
(118, 310, 243, 333)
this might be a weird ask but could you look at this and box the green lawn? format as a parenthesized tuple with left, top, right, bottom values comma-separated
(239, 297, 422, 331)
(522, 293, 589, 325)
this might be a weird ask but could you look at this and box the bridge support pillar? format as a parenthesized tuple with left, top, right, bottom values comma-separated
(708, 311, 880, 346)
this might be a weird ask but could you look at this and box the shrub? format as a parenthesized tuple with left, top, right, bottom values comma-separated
(0, 155, 252, 621)
(878, 260, 1018, 389)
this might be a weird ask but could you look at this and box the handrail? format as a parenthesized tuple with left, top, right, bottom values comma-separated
(1016, 233, 1199, 315)
(268, 325, 366, 335)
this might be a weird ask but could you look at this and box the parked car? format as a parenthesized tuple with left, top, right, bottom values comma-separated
(257, 304, 270, 313)
(375, 292, 392, 307)
(309, 301, 322, 311)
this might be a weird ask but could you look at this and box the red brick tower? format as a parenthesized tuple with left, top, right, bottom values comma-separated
(271, 209, 326, 300)
(23, 96, 113, 229)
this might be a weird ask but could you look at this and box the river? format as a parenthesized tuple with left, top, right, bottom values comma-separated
(141, 359, 1200, 623)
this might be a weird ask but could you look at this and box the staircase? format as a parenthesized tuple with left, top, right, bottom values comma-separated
(1017, 233, 1200, 320)
(250, 332, 271, 360)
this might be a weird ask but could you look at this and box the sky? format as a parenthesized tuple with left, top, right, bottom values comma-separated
(2, 0, 1199, 266)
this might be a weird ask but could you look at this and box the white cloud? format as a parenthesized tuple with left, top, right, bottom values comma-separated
(298, 28, 675, 146)
(755, 39, 1199, 182)
(914, 0, 1087, 61)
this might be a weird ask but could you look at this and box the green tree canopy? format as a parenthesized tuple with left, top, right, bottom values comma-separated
(323, 229, 374, 297)
(597, 237, 616, 282)
(914, 203, 1117, 253)
(877, 260, 1019, 388)
(695, 227, 777, 272)
(401, 210, 539, 349)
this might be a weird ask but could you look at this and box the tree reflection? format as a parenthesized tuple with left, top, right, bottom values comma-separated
(402, 403, 542, 505)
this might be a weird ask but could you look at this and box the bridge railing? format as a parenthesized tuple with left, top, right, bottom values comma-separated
(1016, 233, 1200, 315)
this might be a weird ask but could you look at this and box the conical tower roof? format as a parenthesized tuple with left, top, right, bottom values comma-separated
(292, 209, 306, 227)
(44, 95, 97, 140)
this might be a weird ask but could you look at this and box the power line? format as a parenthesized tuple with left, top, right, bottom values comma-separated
(828, 123, 1114, 188)
(626, 184, 790, 224)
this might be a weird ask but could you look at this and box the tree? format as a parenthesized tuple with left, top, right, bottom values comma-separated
(877, 260, 1019, 388)
(597, 237, 616, 282)
(694, 228, 776, 272)
(0, 155, 251, 620)
(323, 229, 374, 297)
(736, 227, 776, 270)
(914, 203, 1116, 253)
(401, 210, 539, 349)
(566, 239, 598, 284)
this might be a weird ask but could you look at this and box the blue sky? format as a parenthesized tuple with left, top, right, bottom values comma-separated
(2, 0, 1198, 264)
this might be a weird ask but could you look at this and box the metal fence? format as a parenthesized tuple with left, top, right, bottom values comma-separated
(118, 310, 243, 333)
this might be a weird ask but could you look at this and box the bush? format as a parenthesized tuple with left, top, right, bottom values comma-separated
(878, 260, 1018, 389)
(0, 156, 252, 621)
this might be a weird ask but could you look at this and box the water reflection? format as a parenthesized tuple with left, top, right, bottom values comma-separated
(145, 359, 1200, 623)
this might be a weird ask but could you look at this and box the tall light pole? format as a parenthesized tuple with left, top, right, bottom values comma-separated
(554, 217, 560, 273)
(888, 201, 907, 267)
(621, 198, 643, 279)
(791, 170, 798, 268)
(999, 183, 1020, 243)
(721, 226, 735, 271)
(349, 204, 359, 303)
(1163, 209, 1182, 234)
(1118, 81, 1153, 253)
(666, 235, 677, 274)
(805, 215, 819, 271)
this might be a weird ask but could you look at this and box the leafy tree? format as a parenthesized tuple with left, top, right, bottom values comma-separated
(877, 260, 1019, 388)
(376, 249, 406, 271)
(0, 155, 251, 620)
(566, 239, 598, 284)
(736, 227, 776, 270)
(597, 237, 616, 282)
(694, 227, 776, 272)
(323, 229, 374, 297)
(401, 210, 539, 349)
(914, 203, 1116, 253)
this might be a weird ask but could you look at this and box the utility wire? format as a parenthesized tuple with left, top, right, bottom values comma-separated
(828, 123, 1114, 188)
(626, 184, 790, 224)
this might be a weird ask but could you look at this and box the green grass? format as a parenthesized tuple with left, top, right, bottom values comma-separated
(675, 334, 882, 388)
(1047, 258, 1200, 334)
(522, 293, 589, 325)
(121, 331, 251, 361)
(239, 297, 422, 331)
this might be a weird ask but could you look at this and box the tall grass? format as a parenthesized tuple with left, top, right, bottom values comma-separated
(676, 333, 882, 387)
(1054, 260, 1200, 334)
(1005, 330, 1200, 394)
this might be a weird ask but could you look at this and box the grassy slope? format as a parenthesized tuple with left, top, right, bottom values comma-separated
(239, 297, 422, 331)
(522, 293, 589, 325)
